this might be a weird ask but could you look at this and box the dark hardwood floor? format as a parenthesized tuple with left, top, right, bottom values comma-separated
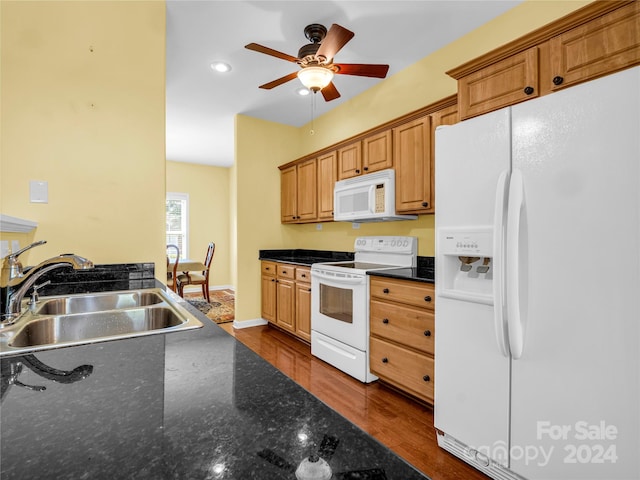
(220, 322, 490, 480)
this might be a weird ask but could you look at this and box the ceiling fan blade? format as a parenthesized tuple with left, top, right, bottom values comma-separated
(321, 82, 341, 102)
(259, 71, 299, 90)
(245, 43, 299, 63)
(257, 449, 296, 473)
(334, 63, 389, 78)
(316, 24, 354, 62)
(317, 434, 340, 460)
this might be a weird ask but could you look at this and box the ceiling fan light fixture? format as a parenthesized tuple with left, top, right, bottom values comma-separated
(297, 66, 334, 92)
(211, 61, 231, 73)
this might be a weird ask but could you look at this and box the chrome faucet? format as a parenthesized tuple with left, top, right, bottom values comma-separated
(0, 241, 94, 326)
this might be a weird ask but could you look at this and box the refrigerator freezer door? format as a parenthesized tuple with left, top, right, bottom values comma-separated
(509, 66, 640, 479)
(435, 108, 512, 466)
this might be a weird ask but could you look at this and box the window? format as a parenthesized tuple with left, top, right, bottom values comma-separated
(166, 192, 188, 259)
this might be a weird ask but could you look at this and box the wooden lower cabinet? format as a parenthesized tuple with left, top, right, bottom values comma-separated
(260, 261, 277, 323)
(369, 276, 435, 404)
(260, 261, 312, 343)
(295, 267, 312, 342)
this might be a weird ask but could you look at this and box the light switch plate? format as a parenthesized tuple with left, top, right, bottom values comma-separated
(30, 180, 48, 203)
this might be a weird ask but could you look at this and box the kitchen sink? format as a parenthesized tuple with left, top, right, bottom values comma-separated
(35, 291, 164, 315)
(0, 288, 203, 356)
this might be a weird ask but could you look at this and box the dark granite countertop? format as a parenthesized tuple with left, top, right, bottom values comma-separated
(367, 257, 435, 284)
(259, 249, 354, 266)
(0, 265, 429, 480)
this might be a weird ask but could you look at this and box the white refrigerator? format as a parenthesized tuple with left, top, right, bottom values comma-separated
(434, 66, 640, 480)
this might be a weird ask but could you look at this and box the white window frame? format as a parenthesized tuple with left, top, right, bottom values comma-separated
(166, 192, 189, 259)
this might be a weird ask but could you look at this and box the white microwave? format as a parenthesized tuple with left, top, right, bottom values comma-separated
(333, 169, 417, 222)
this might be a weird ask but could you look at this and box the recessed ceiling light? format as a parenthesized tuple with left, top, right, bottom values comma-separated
(296, 87, 310, 96)
(211, 62, 231, 73)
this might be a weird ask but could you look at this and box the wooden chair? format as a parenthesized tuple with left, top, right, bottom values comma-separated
(166, 244, 180, 292)
(177, 242, 215, 302)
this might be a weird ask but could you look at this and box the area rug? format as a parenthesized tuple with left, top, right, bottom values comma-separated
(186, 289, 235, 324)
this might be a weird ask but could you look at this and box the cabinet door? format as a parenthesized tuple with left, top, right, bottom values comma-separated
(317, 151, 337, 220)
(337, 142, 362, 180)
(458, 47, 539, 119)
(393, 116, 432, 213)
(280, 165, 297, 223)
(261, 274, 277, 323)
(548, 1, 640, 92)
(276, 278, 296, 333)
(362, 130, 393, 174)
(296, 159, 317, 221)
(295, 281, 312, 342)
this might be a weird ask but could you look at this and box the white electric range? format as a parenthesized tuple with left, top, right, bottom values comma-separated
(310, 236, 417, 383)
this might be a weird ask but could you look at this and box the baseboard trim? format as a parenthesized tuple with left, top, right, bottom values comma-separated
(233, 318, 268, 329)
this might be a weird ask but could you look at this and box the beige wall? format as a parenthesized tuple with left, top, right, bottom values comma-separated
(233, 0, 592, 323)
(1, 1, 166, 270)
(165, 161, 231, 287)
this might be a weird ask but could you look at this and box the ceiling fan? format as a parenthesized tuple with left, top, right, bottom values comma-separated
(245, 23, 389, 102)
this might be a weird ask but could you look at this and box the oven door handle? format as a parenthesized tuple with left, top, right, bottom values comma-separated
(311, 271, 365, 285)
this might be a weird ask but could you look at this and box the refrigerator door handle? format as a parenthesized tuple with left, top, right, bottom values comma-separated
(506, 169, 526, 359)
(493, 170, 510, 357)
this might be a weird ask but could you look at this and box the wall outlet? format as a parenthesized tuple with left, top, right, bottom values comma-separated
(352, 222, 360, 229)
(316, 224, 322, 231)
(30, 180, 48, 203)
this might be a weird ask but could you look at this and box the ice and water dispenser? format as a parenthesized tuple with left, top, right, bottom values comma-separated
(437, 227, 494, 305)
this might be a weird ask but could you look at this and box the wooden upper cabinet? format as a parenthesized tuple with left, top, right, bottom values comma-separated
(280, 165, 297, 223)
(337, 141, 362, 180)
(393, 116, 432, 214)
(458, 47, 539, 120)
(296, 158, 317, 221)
(280, 159, 317, 224)
(317, 151, 337, 221)
(548, 1, 640, 91)
(362, 130, 393, 174)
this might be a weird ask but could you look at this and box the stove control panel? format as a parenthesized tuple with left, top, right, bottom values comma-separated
(354, 236, 417, 254)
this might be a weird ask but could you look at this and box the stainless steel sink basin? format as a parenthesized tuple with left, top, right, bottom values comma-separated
(10, 307, 185, 348)
(36, 291, 164, 315)
(0, 288, 203, 356)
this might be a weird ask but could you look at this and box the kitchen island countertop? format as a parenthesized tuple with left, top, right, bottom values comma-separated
(0, 274, 429, 479)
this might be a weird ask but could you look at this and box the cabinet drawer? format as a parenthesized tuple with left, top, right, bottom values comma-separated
(370, 300, 434, 354)
(370, 337, 434, 403)
(261, 261, 277, 276)
(277, 264, 296, 279)
(370, 277, 434, 310)
(295, 267, 311, 283)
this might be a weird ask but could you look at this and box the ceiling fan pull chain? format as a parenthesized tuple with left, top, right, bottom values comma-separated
(310, 92, 316, 136)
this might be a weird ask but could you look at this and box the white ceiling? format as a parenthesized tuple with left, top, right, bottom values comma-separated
(166, 0, 523, 167)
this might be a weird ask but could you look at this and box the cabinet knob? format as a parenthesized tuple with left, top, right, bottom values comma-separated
(421, 201, 429, 207)
(424, 296, 432, 302)
(363, 167, 369, 171)
(552, 76, 564, 86)
(523, 86, 534, 95)
(271, 278, 275, 282)
(424, 330, 431, 337)
(355, 169, 360, 174)
(382, 357, 389, 363)
(382, 318, 389, 324)
(307, 288, 312, 292)
(301, 273, 306, 278)
(423, 375, 431, 382)
(383, 288, 390, 294)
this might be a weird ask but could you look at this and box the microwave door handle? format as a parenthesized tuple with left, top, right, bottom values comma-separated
(312, 271, 364, 285)
(368, 184, 377, 214)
